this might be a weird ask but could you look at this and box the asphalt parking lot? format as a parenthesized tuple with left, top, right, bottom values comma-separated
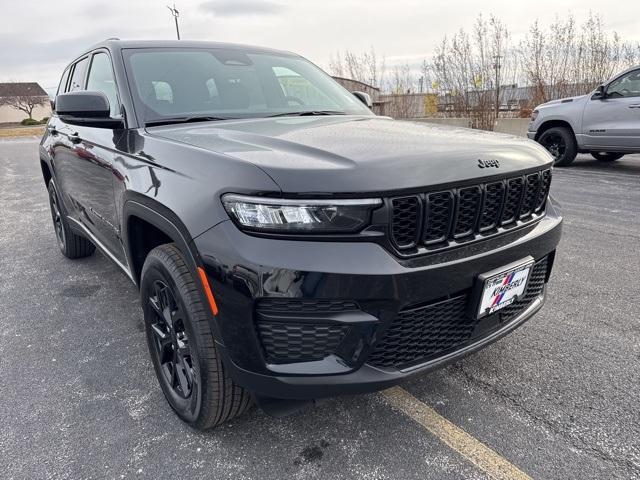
(1, 137, 639, 479)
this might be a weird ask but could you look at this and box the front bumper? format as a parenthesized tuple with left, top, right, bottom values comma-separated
(193, 203, 562, 400)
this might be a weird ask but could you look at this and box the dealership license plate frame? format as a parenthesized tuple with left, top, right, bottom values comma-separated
(472, 256, 535, 320)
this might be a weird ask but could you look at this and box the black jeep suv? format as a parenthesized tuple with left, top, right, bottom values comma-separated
(41, 40, 562, 429)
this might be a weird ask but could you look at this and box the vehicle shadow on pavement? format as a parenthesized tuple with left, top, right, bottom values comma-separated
(568, 155, 640, 174)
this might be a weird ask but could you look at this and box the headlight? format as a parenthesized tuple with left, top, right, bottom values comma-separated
(222, 194, 382, 233)
(531, 109, 539, 121)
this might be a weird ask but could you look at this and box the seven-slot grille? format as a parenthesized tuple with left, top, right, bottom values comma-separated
(390, 169, 552, 252)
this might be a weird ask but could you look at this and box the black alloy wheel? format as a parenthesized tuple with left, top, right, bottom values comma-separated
(48, 183, 66, 251)
(540, 132, 566, 160)
(46, 180, 95, 258)
(141, 244, 252, 429)
(537, 126, 577, 166)
(148, 279, 196, 400)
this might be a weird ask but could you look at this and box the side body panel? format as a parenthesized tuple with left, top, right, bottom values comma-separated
(581, 95, 640, 150)
(51, 119, 127, 263)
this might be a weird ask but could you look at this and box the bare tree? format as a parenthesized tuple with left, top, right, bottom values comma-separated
(330, 13, 640, 128)
(0, 94, 47, 120)
(428, 15, 512, 129)
(382, 63, 418, 118)
(328, 47, 386, 87)
(518, 13, 640, 107)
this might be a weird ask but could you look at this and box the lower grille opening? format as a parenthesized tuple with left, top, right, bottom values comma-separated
(255, 298, 360, 364)
(367, 256, 549, 369)
(257, 322, 349, 364)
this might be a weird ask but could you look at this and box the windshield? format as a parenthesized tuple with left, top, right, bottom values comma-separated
(122, 47, 373, 125)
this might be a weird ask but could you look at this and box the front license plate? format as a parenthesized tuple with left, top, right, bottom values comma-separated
(477, 259, 534, 318)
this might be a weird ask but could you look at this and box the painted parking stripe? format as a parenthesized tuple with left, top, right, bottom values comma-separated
(382, 387, 532, 480)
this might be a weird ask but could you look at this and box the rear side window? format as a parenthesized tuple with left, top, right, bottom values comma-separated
(86, 52, 119, 116)
(68, 57, 89, 92)
(57, 68, 71, 95)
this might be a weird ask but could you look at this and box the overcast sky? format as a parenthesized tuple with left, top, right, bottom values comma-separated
(2, 0, 639, 92)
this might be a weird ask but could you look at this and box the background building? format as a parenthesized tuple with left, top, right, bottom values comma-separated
(0, 83, 51, 124)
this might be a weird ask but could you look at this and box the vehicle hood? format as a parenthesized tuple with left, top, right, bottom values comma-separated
(148, 116, 553, 194)
(538, 94, 588, 108)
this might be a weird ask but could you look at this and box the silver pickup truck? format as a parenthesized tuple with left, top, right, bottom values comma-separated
(528, 66, 640, 166)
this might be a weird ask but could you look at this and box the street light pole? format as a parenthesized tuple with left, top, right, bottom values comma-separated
(167, 5, 180, 40)
(493, 55, 502, 120)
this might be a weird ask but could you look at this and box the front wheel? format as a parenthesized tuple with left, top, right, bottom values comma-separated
(591, 152, 624, 162)
(140, 244, 252, 430)
(538, 127, 578, 167)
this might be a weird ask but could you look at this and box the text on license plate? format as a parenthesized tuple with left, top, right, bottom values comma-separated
(478, 262, 532, 318)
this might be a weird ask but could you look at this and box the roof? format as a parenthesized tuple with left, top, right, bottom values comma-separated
(86, 38, 295, 57)
(61, 38, 301, 72)
(0, 82, 48, 98)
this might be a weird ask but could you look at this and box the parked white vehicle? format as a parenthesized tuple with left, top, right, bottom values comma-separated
(528, 66, 640, 166)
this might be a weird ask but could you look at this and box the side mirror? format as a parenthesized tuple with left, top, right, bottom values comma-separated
(55, 91, 123, 128)
(592, 85, 606, 100)
(352, 91, 373, 109)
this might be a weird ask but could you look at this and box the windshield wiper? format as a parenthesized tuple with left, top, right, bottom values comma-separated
(266, 110, 347, 118)
(145, 115, 232, 127)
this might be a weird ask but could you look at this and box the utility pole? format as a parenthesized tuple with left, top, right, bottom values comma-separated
(167, 4, 180, 40)
(493, 55, 502, 119)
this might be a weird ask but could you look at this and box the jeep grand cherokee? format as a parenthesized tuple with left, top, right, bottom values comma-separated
(40, 40, 562, 430)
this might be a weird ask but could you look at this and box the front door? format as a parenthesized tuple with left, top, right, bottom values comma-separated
(581, 68, 640, 150)
(53, 51, 126, 263)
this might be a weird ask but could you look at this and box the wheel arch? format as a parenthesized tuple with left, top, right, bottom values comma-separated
(123, 194, 224, 345)
(534, 119, 576, 141)
(122, 194, 201, 287)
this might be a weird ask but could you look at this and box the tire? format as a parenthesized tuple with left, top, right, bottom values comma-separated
(140, 244, 252, 430)
(47, 180, 96, 259)
(591, 152, 624, 162)
(538, 127, 578, 167)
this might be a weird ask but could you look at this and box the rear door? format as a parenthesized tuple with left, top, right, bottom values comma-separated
(52, 51, 127, 263)
(581, 68, 640, 150)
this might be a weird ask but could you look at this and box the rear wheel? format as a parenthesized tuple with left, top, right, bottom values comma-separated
(47, 180, 95, 259)
(591, 152, 624, 162)
(538, 127, 577, 167)
(141, 244, 252, 430)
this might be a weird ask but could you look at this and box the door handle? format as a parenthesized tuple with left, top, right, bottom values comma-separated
(46, 125, 58, 135)
(629, 104, 640, 109)
(69, 133, 82, 144)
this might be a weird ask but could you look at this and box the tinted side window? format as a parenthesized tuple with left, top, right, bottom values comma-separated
(608, 69, 640, 98)
(57, 68, 71, 95)
(87, 52, 119, 116)
(68, 57, 89, 92)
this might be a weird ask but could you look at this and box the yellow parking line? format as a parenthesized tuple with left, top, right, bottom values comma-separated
(382, 387, 532, 480)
